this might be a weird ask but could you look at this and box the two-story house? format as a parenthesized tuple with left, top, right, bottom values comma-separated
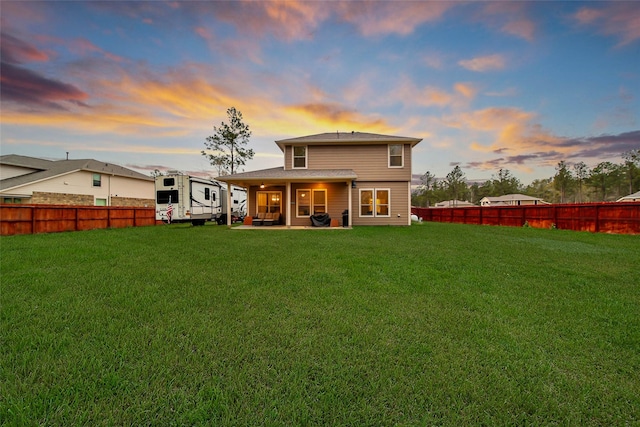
(216, 132, 422, 227)
(0, 154, 154, 206)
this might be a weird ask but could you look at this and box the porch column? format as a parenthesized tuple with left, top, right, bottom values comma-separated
(348, 182, 353, 227)
(286, 182, 291, 228)
(226, 182, 232, 229)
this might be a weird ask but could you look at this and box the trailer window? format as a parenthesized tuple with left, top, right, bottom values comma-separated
(157, 190, 179, 204)
(163, 178, 175, 186)
(204, 188, 210, 200)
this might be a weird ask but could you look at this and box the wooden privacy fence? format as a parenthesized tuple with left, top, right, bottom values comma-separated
(0, 205, 158, 236)
(411, 202, 640, 235)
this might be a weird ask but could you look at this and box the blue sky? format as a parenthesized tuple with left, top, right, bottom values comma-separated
(1, 1, 638, 183)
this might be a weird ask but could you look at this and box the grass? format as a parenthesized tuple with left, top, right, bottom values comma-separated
(1, 222, 639, 426)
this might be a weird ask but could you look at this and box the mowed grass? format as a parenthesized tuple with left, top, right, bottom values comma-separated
(1, 222, 639, 426)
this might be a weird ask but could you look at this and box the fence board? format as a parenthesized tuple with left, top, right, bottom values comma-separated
(0, 205, 158, 236)
(412, 202, 640, 235)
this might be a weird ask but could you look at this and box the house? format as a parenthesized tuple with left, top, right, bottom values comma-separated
(480, 194, 549, 207)
(434, 199, 475, 208)
(0, 154, 154, 206)
(216, 132, 422, 226)
(617, 191, 640, 202)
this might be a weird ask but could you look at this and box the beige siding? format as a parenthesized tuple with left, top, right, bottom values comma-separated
(350, 181, 410, 226)
(283, 144, 412, 181)
(289, 182, 349, 226)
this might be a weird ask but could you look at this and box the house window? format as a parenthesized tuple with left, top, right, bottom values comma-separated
(296, 189, 327, 217)
(257, 191, 281, 214)
(293, 146, 307, 169)
(389, 144, 403, 168)
(359, 189, 390, 217)
(95, 198, 107, 206)
(92, 173, 102, 187)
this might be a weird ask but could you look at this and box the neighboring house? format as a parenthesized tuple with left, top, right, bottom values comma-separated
(480, 194, 549, 207)
(216, 132, 422, 226)
(434, 199, 475, 208)
(0, 154, 154, 206)
(617, 191, 640, 202)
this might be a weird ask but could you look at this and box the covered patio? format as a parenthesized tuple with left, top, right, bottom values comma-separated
(216, 167, 357, 228)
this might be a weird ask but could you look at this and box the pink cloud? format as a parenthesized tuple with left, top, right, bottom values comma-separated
(476, 2, 536, 42)
(458, 54, 506, 72)
(0, 32, 50, 64)
(573, 3, 640, 46)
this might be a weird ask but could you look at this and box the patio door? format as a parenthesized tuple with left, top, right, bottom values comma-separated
(257, 191, 281, 214)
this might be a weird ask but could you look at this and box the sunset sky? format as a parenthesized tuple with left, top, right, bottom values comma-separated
(1, 1, 638, 183)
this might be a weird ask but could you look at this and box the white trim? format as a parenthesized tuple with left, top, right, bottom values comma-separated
(359, 188, 391, 218)
(388, 144, 403, 168)
(292, 145, 308, 169)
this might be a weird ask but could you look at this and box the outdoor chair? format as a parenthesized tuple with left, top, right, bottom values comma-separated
(253, 212, 267, 226)
(262, 212, 280, 226)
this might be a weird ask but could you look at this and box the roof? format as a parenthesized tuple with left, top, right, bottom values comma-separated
(0, 154, 152, 191)
(275, 132, 422, 151)
(481, 194, 544, 202)
(617, 191, 640, 201)
(216, 167, 357, 187)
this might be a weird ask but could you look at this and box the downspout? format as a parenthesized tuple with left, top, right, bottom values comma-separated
(348, 181, 353, 227)
(286, 182, 291, 228)
(226, 182, 232, 229)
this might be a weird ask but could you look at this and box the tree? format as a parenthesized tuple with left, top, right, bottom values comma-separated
(417, 171, 437, 207)
(202, 107, 254, 175)
(589, 161, 617, 201)
(554, 160, 573, 203)
(445, 165, 467, 205)
(573, 161, 589, 203)
(622, 149, 640, 194)
(492, 169, 521, 195)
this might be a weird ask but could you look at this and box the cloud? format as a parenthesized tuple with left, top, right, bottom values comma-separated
(573, 3, 640, 46)
(475, 2, 536, 41)
(0, 32, 50, 64)
(336, 1, 455, 37)
(285, 102, 391, 132)
(458, 54, 506, 72)
(0, 62, 89, 110)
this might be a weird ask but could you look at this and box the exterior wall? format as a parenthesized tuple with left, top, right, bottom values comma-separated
(284, 144, 412, 181)
(351, 181, 410, 226)
(1, 170, 153, 205)
(289, 182, 349, 226)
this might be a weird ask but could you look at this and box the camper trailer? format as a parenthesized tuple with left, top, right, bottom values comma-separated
(155, 172, 246, 225)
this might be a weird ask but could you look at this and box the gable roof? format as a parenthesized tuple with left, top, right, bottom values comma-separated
(0, 154, 152, 191)
(275, 132, 422, 151)
(617, 191, 640, 201)
(481, 194, 545, 202)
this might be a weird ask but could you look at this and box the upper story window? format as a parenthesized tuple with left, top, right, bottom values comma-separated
(388, 144, 403, 168)
(92, 173, 102, 187)
(293, 146, 307, 169)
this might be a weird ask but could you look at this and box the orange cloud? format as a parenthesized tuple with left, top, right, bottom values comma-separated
(477, 2, 536, 42)
(458, 54, 506, 72)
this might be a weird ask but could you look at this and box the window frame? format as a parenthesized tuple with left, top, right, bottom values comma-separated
(256, 191, 282, 214)
(92, 173, 102, 187)
(388, 144, 404, 168)
(292, 145, 307, 169)
(296, 188, 327, 218)
(359, 188, 391, 218)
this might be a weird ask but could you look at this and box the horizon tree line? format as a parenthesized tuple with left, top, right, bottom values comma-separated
(412, 149, 640, 207)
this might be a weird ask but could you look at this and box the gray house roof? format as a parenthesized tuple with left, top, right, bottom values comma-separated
(275, 132, 422, 151)
(481, 194, 546, 202)
(0, 154, 152, 191)
(617, 191, 640, 202)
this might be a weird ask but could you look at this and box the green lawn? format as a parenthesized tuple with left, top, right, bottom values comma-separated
(1, 223, 639, 426)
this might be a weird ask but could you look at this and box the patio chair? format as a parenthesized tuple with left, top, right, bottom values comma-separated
(253, 212, 267, 226)
(262, 212, 280, 226)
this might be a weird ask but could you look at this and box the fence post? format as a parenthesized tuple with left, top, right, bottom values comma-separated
(31, 206, 36, 235)
(595, 204, 600, 233)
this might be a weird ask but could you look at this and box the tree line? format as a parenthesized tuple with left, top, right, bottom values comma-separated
(412, 150, 640, 207)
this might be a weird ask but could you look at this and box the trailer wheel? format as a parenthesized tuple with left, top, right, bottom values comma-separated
(192, 219, 206, 226)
